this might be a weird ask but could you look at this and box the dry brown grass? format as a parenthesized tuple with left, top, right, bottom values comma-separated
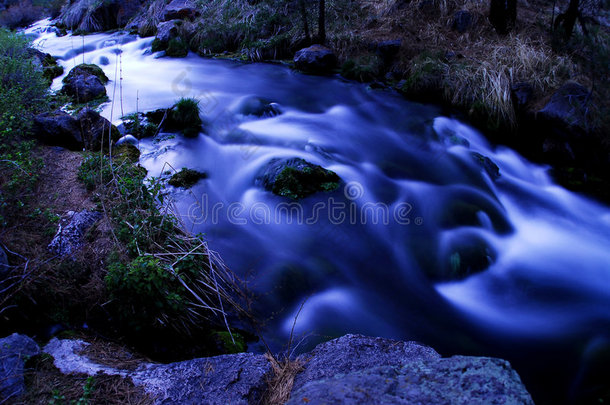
(18, 354, 153, 405)
(264, 352, 305, 405)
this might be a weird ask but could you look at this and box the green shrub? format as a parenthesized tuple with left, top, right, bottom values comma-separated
(0, 29, 49, 225)
(169, 97, 202, 136)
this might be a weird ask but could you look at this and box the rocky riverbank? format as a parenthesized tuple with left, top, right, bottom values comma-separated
(2, 333, 534, 404)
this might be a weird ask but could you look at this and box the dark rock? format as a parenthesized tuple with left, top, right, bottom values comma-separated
(294, 45, 338, 74)
(258, 158, 341, 200)
(452, 10, 473, 33)
(232, 96, 282, 117)
(168, 168, 207, 188)
(77, 108, 121, 150)
(0, 246, 10, 279)
(33, 111, 83, 150)
(441, 234, 497, 280)
(165, 37, 189, 58)
(163, 0, 199, 21)
(62, 64, 108, 103)
(538, 81, 591, 131)
(0, 334, 40, 402)
(289, 336, 533, 405)
(375, 40, 401, 63)
(511, 82, 534, 110)
(153, 20, 182, 52)
(48, 210, 102, 256)
(471, 152, 500, 180)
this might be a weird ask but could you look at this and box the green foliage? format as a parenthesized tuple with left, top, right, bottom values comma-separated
(169, 97, 202, 136)
(166, 37, 189, 57)
(213, 330, 246, 354)
(273, 165, 340, 200)
(0, 29, 48, 226)
(341, 55, 382, 82)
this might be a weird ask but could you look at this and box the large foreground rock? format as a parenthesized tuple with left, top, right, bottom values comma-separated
(44, 338, 271, 405)
(33, 109, 119, 151)
(48, 210, 102, 256)
(289, 334, 533, 405)
(294, 45, 338, 74)
(0, 334, 40, 402)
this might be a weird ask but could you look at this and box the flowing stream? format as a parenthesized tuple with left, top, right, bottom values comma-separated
(27, 20, 610, 402)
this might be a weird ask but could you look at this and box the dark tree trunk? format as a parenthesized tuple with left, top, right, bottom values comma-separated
(317, 0, 326, 44)
(298, 0, 311, 43)
(554, 0, 580, 40)
(489, 0, 517, 34)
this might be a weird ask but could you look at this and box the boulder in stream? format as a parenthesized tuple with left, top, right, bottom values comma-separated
(61, 64, 108, 103)
(258, 158, 341, 200)
(294, 45, 338, 74)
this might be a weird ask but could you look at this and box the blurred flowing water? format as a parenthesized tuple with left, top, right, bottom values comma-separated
(28, 20, 610, 402)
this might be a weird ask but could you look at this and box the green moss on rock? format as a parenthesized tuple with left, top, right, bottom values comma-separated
(114, 144, 141, 163)
(168, 168, 207, 188)
(166, 37, 189, 58)
(260, 158, 341, 200)
(62, 63, 109, 85)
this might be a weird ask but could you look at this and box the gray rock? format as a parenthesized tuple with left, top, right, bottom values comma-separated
(292, 334, 440, 393)
(33, 110, 83, 150)
(288, 355, 534, 405)
(163, 0, 199, 21)
(44, 338, 271, 405)
(294, 45, 338, 74)
(538, 81, 591, 130)
(0, 334, 40, 402)
(155, 20, 181, 48)
(48, 210, 102, 256)
(116, 134, 139, 146)
(453, 10, 473, 33)
(133, 353, 270, 404)
(289, 335, 532, 405)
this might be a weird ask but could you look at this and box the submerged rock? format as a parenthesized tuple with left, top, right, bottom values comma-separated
(0, 334, 40, 402)
(294, 45, 338, 74)
(471, 152, 500, 180)
(258, 158, 341, 200)
(289, 335, 533, 405)
(231, 96, 282, 118)
(48, 210, 102, 257)
(168, 168, 207, 188)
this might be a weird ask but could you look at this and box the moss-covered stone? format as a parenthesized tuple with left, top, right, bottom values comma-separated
(471, 152, 500, 180)
(259, 158, 341, 200)
(62, 63, 109, 85)
(43, 64, 64, 83)
(114, 144, 141, 163)
(166, 37, 189, 58)
(168, 168, 207, 188)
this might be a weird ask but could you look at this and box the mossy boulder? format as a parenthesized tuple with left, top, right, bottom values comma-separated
(166, 37, 189, 57)
(114, 144, 141, 163)
(61, 64, 108, 103)
(168, 168, 207, 188)
(259, 158, 341, 200)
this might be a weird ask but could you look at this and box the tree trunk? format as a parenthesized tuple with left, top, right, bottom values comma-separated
(489, 0, 517, 34)
(554, 0, 580, 40)
(298, 0, 311, 44)
(317, 0, 326, 44)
